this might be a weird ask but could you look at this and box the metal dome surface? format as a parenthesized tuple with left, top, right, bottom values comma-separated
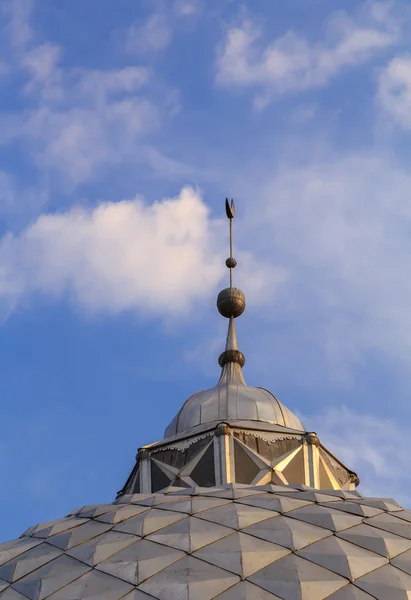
(165, 318, 304, 438)
(1, 483, 411, 600)
(164, 383, 305, 438)
(163, 269, 305, 439)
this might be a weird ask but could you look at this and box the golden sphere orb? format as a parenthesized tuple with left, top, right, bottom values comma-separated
(217, 287, 246, 318)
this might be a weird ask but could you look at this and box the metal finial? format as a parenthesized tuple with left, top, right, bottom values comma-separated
(225, 199, 236, 288)
(225, 198, 236, 219)
(217, 199, 246, 319)
(216, 199, 246, 383)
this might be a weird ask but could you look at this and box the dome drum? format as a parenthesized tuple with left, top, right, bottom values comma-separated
(118, 423, 358, 497)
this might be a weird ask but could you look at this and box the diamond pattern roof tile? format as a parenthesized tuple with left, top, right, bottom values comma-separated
(286, 505, 363, 532)
(46, 570, 133, 600)
(96, 505, 152, 525)
(138, 555, 240, 600)
(235, 495, 311, 513)
(248, 553, 348, 599)
(12, 555, 91, 600)
(78, 505, 115, 519)
(243, 515, 332, 551)
(337, 523, 411, 559)
(325, 586, 376, 599)
(0, 543, 63, 584)
(356, 563, 411, 599)
(146, 515, 233, 553)
(349, 498, 403, 512)
(363, 513, 411, 539)
(317, 501, 382, 518)
(46, 520, 113, 551)
(394, 510, 411, 523)
(113, 509, 186, 537)
(95, 539, 184, 585)
(0, 539, 43, 569)
(297, 536, 388, 580)
(32, 518, 89, 540)
(193, 531, 290, 578)
(391, 548, 411, 576)
(195, 502, 275, 530)
(213, 580, 282, 599)
(66, 531, 138, 567)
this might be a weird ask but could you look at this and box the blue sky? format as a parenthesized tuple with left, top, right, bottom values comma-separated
(1, 0, 411, 542)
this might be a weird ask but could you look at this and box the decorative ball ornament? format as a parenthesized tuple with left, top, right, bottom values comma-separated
(225, 257, 237, 269)
(217, 287, 246, 318)
(306, 432, 320, 446)
(215, 423, 231, 437)
(349, 472, 361, 486)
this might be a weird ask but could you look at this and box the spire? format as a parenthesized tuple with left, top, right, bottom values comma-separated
(216, 199, 247, 386)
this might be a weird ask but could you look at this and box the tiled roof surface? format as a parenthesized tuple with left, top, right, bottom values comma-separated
(1, 484, 411, 600)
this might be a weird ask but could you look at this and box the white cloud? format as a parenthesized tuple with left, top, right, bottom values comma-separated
(303, 406, 411, 504)
(0, 4, 179, 187)
(0, 187, 278, 319)
(216, 2, 398, 99)
(75, 66, 149, 99)
(19, 77, 157, 185)
(0, 0, 33, 52)
(141, 146, 214, 180)
(125, 13, 172, 55)
(378, 55, 411, 128)
(9, 53, 158, 183)
(21, 43, 62, 98)
(173, 0, 203, 17)
(0, 187, 217, 316)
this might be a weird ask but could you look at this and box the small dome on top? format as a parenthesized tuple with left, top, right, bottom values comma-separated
(164, 199, 304, 439)
(164, 382, 305, 438)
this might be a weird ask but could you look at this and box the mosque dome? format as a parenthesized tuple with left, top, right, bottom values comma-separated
(164, 384, 305, 438)
(1, 198, 410, 600)
(165, 298, 305, 439)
